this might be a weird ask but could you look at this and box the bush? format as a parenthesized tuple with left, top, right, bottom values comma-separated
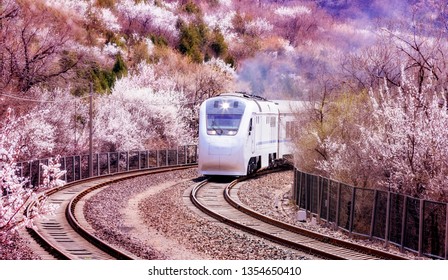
(178, 21, 208, 63)
(178, 21, 230, 63)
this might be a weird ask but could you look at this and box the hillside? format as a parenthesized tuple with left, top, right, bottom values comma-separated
(2, 0, 448, 201)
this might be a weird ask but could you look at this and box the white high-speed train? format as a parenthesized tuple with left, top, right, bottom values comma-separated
(198, 92, 304, 176)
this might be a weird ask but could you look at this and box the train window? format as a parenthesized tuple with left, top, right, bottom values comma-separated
(207, 114, 243, 136)
(205, 98, 246, 136)
(270, 117, 276, 127)
(286, 121, 297, 139)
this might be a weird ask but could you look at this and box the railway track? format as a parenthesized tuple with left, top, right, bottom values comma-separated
(190, 171, 409, 260)
(25, 164, 408, 260)
(25, 164, 196, 260)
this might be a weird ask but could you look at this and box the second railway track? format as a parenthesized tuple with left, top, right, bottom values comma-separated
(190, 171, 409, 260)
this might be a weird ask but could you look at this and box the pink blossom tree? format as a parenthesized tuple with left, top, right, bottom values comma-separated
(116, 0, 179, 44)
(0, 1, 80, 92)
(94, 61, 196, 150)
(317, 72, 448, 201)
(0, 108, 65, 245)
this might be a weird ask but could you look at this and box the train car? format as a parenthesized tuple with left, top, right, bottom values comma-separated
(198, 92, 303, 176)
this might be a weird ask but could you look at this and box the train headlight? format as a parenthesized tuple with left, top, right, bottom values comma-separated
(226, 130, 237, 136)
(220, 102, 230, 110)
(207, 130, 217, 135)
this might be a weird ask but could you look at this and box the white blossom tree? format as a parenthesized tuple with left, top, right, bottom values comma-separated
(317, 72, 448, 201)
(0, 108, 65, 245)
(94, 61, 196, 151)
(116, 0, 179, 43)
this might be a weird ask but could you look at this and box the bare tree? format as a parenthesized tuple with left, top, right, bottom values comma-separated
(0, 3, 79, 93)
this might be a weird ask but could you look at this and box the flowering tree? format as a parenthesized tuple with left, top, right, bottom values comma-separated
(317, 72, 448, 201)
(0, 1, 80, 92)
(272, 4, 317, 46)
(116, 0, 179, 43)
(204, 10, 237, 43)
(2, 87, 88, 159)
(94, 61, 196, 151)
(0, 108, 65, 245)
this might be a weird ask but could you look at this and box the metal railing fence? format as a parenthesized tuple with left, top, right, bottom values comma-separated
(16, 145, 198, 187)
(293, 169, 448, 259)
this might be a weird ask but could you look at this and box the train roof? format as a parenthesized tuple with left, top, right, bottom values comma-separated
(218, 92, 268, 101)
(217, 92, 309, 112)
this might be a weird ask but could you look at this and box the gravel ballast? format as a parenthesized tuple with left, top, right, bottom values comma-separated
(83, 169, 312, 260)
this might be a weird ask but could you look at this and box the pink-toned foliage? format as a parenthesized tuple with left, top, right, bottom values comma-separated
(94, 61, 197, 150)
(116, 0, 179, 44)
(317, 72, 448, 201)
(4, 88, 87, 159)
(0, 109, 65, 245)
(0, 0, 81, 92)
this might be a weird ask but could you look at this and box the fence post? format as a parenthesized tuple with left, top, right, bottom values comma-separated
(166, 149, 169, 166)
(335, 182, 341, 228)
(310, 175, 314, 213)
(63, 157, 67, 182)
(297, 171, 302, 207)
(126, 152, 129, 171)
(138, 151, 141, 170)
(72, 156, 75, 181)
(37, 159, 41, 187)
(195, 145, 198, 163)
(317, 176, 321, 221)
(349, 187, 356, 234)
(304, 174, 308, 213)
(78, 156, 82, 179)
(370, 190, 378, 239)
(107, 153, 110, 174)
(292, 169, 297, 203)
(96, 153, 100, 176)
(28, 161, 32, 186)
(157, 150, 160, 167)
(384, 191, 391, 248)
(418, 199, 424, 257)
(400, 196, 408, 252)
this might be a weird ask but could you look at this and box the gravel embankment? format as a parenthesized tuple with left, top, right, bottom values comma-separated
(84, 168, 312, 260)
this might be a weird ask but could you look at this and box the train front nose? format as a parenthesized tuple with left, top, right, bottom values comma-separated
(198, 138, 245, 176)
(198, 96, 247, 176)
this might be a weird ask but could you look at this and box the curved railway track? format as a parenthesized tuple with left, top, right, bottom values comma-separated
(190, 171, 409, 260)
(25, 164, 196, 260)
(25, 164, 409, 260)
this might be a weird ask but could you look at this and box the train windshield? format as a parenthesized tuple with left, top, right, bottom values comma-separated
(206, 99, 246, 136)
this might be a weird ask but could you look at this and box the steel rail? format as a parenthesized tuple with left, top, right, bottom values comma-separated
(225, 171, 409, 260)
(25, 164, 197, 260)
(191, 170, 409, 260)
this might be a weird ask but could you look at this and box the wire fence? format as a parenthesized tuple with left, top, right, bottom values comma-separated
(16, 145, 198, 187)
(292, 169, 448, 259)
